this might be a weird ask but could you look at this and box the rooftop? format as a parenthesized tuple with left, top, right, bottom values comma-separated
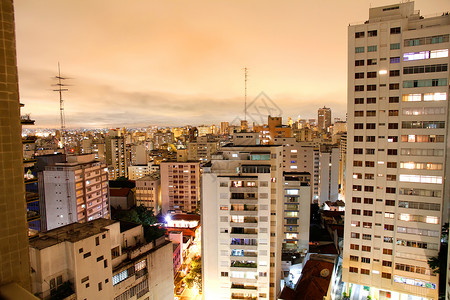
(30, 218, 117, 250)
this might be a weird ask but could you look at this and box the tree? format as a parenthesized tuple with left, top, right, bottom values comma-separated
(115, 205, 166, 242)
(183, 256, 202, 289)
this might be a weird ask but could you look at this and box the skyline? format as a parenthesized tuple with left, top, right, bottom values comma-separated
(15, 0, 450, 128)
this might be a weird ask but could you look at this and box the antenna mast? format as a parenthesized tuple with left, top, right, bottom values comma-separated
(53, 63, 69, 147)
(244, 67, 248, 121)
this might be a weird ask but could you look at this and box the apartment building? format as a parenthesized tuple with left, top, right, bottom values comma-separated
(29, 219, 174, 300)
(282, 172, 311, 253)
(318, 106, 332, 132)
(275, 137, 319, 202)
(105, 135, 128, 180)
(160, 161, 200, 214)
(43, 154, 109, 231)
(202, 145, 284, 300)
(344, 3, 449, 299)
(187, 136, 219, 162)
(135, 173, 161, 214)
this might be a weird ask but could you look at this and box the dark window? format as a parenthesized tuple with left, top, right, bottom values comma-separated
(388, 110, 398, 116)
(387, 149, 397, 155)
(367, 84, 377, 91)
(79, 248, 83, 253)
(366, 136, 376, 142)
(390, 57, 400, 63)
(355, 31, 365, 38)
(354, 148, 363, 154)
(366, 110, 376, 117)
(367, 59, 377, 65)
(355, 72, 365, 79)
(352, 209, 361, 215)
(364, 197, 373, 204)
(390, 27, 401, 34)
(366, 149, 375, 155)
(366, 123, 376, 129)
(95, 237, 100, 246)
(386, 200, 395, 206)
(355, 98, 364, 104)
(363, 210, 373, 216)
(367, 71, 377, 78)
(104, 260, 108, 268)
(389, 83, 399, 90)
(353, 185, 362, 191)
(96, 255, 104, 262)
(354, 136, 363, 142)
(389, 97, 399, 103)
(355, 111, 364, 117)
(354, 123, 364, 129)
(355, 60, 365, 66)
(368, 30, 377, 37)
(386, 187, 396, 194)
(388, 123, 398, 129)
(367, 97, 376, 104)
(83, 252, 91, 259)
(387, 162, 397, 168)
(390, 70, 400, 77)
(352, 197, 361, 203)
(365, 161, 375, 168)
(364, 186, 374, 192)
(355, 85, 365, 91)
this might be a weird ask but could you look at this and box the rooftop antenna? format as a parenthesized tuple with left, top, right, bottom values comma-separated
(53, 62, 69, 139)
(54, 63, 68, 131)
(244, 67, 248, 121)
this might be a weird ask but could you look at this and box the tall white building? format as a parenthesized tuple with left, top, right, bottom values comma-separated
(105, 135, 128, 180)
(42, 154, 109, 231)
(344, 3, 449, 299)
(202, 145, 284, 300)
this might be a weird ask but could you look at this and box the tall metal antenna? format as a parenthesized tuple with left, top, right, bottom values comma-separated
(244, 67, 248, 121)
(53, 62, 69, 133)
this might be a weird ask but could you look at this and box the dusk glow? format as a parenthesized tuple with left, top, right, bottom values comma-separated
(15, 0, 450, 128)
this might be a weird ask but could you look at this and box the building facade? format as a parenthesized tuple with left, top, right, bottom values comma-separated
(135, 174, 160, 214)
(318, 106, 332, 132)
(343, 3, 449, 299)
(43, 154, 109, 231)
(202, 145, 284, 300)
(160, 161, 200, 215)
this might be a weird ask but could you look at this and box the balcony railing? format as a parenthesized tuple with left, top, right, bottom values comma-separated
(231, 261, 257, 268)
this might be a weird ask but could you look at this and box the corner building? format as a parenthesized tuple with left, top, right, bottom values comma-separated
(344, 3, 449, 299)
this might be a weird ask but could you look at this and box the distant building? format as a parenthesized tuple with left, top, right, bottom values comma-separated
(128, 163, 159, 180)
(318, 106, 332, 132)
(160, 161, 200, 214)
(42, 154, 109, 230)
(135, 173, 161, 214)
(105, 134, 128, 180)
(187, 136, 219, 161)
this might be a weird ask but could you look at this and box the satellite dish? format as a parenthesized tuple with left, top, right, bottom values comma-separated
(320, 269, 330, 277)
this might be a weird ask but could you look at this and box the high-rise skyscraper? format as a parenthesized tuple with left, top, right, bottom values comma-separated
(344, 3, 449, 299)
(202, 145, 284, 300)
(318, 106, 332, 131)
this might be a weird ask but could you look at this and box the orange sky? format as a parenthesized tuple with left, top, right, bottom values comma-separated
(14, 0, 450, 128)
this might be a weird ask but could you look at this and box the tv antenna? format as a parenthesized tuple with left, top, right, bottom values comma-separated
(244, 67, 248, 121)
(53, 62, 69, 132)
